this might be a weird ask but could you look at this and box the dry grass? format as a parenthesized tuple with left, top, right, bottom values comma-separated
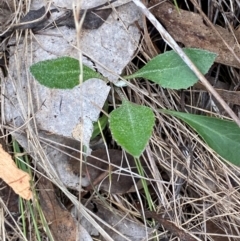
(1, 0, 240, 240)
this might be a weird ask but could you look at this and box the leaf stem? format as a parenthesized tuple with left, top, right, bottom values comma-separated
(114, 87, 128, 102)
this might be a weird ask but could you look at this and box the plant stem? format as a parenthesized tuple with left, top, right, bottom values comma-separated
(114, 87, 128, 102)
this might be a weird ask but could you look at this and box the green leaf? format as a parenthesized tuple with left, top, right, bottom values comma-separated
(109, 101, 155, 157)
(30, 56, 103, 89)
(125, 48, 217, 90)
(161, 109, 240, 166)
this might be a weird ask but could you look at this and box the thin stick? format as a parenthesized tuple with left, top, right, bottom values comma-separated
(132, 0, 240, 127)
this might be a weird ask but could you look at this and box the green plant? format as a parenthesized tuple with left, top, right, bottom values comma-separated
(31, 48, 239, 166)
(13, 140, 54, 241)
(160, 109, 240, 165)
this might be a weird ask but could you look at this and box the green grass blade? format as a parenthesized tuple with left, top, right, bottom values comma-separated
(13, 140, 54, 241)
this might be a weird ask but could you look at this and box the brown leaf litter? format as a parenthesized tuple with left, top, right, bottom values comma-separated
(2, 0, 240, 240)
(149, 0, 240, 69)
(38, 176, 78, 241)
(144, 210, 198, 241)
(0, 144, 32, 200)
(68, 149, 151, 194)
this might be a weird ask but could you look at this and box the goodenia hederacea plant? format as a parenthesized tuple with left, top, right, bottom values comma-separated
(161, 109, 240, 166)
(30, 56, 103, 89)
(29, 48, 214, 157)
(124, 48, 217, 89)
(109, 100, 155, 157)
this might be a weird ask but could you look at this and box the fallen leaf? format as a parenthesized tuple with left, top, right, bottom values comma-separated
(68, 149, 151, 193)
(206, 220, 233, 241)
(0, 144, 32, 200)
(74, 199, 156, 241)
(54, 5, 113, 30)
(149, 1, 240, 69)
(38, 176, 93, 241)
(144, 210, 198, 241)
(16, 6, 48, 31)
